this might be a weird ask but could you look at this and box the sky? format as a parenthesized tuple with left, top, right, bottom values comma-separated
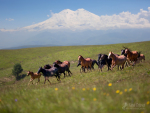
(1, 0, 150, 29)
(0, 0, 150, 49)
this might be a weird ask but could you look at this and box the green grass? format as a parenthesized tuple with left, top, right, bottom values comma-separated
(0, 41, 150, 113)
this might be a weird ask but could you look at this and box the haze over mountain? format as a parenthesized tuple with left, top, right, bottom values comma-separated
(0, 8, 150, 49)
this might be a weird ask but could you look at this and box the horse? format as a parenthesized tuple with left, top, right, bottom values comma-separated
(108, 51, 130, 70)
(27, 71, 41, 85)
(78, 55, 92, 72)
(97, 54, 112, 71)
(44, 64, 52, 69)
(53, 62, 71, 78)
(121, 49, 130, 67)
(77, 59, 99, 72)
(54, 60, 72, 75)
(37, 66, 60, 84)
(124, 48, 140, 65)
(137, 54, 145, 62)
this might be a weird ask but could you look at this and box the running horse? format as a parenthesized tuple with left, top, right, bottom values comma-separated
(78, 55, 92, 72)
(108, 51, 130, 70)
(54, 60, 72, 75)
(124, 48, 140, 65)
(27, 71, 41, 85)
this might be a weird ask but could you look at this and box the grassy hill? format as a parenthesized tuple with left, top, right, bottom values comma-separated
(0, 41, 150, 113)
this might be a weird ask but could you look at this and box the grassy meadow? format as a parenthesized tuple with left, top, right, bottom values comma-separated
(0, 41, 150, 113)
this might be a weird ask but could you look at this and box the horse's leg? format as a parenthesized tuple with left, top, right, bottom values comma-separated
(63, 72, 65, 78)
(111, 64, 116, 70)
(28, 78, 33, 85)
(47, 78, 51, 84)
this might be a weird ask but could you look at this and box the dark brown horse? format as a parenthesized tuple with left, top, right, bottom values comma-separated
(78, 55, 92, 72)
(108, 51, 130, 70)
(54, 60, 72, 75)
(27, 71, 41, 85)
(125, 48, 140, 65)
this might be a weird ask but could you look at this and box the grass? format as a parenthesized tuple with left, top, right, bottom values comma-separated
(0, 41, 150, 113)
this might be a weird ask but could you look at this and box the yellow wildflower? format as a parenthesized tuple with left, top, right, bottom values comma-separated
(124, 89, 127, 92)
(147, 101, 150, 105)
(93, 98, 97, 101)
(55, 88, 58, 91)
(120, 91, 123, 95)
(72, 87, 75, 90)
(129, 88, 132, 91)
(93, 87, 96, 91)
(82, 88, 86, 91)
(116, 90, 120, 93)
(108, 83, 112, 86)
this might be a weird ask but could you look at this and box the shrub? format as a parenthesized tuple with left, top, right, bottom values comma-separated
(12, 63, 23, 77)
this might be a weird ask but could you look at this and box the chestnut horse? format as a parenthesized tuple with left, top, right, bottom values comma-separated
(108, 51, 130, 70)
(27, 71, 41, 85)
(78, 55, 92, 72)
(54, 60, 72, 75)
(125, 48, 140, 65)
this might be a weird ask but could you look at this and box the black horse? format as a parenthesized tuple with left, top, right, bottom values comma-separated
(53, 62, 71, 78)
(97, 54, 112, 71)
(77, 59, 99, 72)
(37, 66, 60, 84)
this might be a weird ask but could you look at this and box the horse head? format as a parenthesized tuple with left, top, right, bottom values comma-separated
(108, 51, 113, 59)
(37, 67, 42, 74)
(78, 55, 83, 61)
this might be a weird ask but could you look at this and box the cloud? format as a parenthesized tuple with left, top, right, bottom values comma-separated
(47, 15, 49, 17)
(6, 18, 14, 21)
(1, 7, 150, 32)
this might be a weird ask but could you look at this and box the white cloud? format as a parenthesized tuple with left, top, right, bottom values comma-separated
(6, 18, 14, 21)
(47, 15, 49, 17)
(1, 7, 150, 32)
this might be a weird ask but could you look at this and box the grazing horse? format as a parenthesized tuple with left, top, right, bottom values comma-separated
(55, 60, 72, 75)
(137, 54, 145, 62)
(78, 55, 92, 72)
(27, 71, 41, 85)
(108, 51, 130, 70)
(77, 59, 99, 72)
(125, 48, 140, 65)
(53, 62, 71, 78)
(97, 54, 112, 71)
(37, 66, 60, 84)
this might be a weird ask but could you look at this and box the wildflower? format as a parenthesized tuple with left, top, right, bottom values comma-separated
(120, 91, 123, 95)
(81, 98, 84, 101)
(103, 93, 106, 95)
(93, 98, 97, 101)
(72, 87, 75, 90)
(147, 101, 150, 105)
(116, 90, 120, 93)
(55, 88, 58, 91)
(129, 88, 132, 91)
(87, 88, 89, 90)
(141, 111, 144, 113)
(15, 99, 18, 102)
(124, 89, 127, 92)
(107, 93, 109, 96)
(82, 88, 86, 91)
(93, 87, 96, 91)
(108, 83, 112, 86)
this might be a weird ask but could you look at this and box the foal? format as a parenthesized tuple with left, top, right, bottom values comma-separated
(27, 71, 41, 85)
(137, 54, 145, 62)
(108, 51, 130, 70)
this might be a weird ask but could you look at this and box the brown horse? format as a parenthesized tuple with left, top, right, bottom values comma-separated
(137, 54, 145, 62)
(108, 51, 130, 70)
(55, 60, 72, 75)
(125, 48, 140, 65)
(78, 55, 92, 72)
(27, 71, 41, 85)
